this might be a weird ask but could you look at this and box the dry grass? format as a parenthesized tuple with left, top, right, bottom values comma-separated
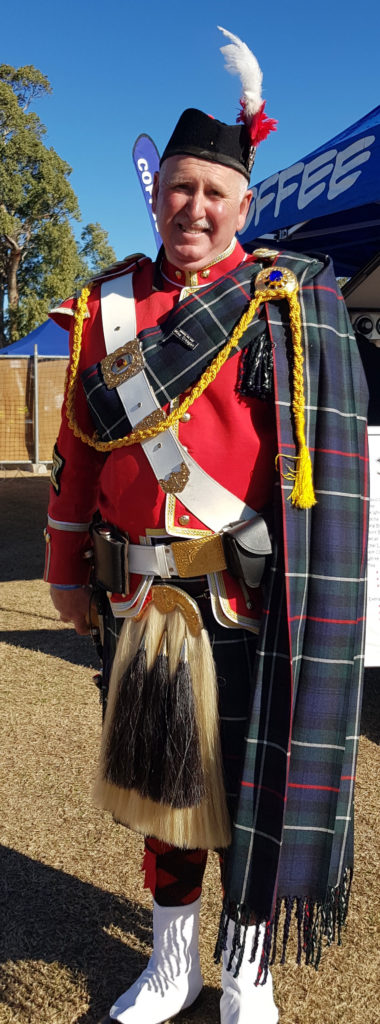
(0, 474, 379, 1024)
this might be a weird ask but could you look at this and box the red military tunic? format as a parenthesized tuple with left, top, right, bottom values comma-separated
(45, 240, 277, 628)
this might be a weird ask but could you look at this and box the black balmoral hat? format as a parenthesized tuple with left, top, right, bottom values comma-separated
(160, 108, 254, 182)
(160, 28, 277, 184)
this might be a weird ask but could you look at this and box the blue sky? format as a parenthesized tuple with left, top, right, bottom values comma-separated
(2, 0, 380, 261)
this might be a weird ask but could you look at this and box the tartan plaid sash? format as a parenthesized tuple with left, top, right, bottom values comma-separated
(81, 262, 269, 441)
(215, 250, 369, 975)
(81, 254, 331, 442)
(138, 262, 265, 402)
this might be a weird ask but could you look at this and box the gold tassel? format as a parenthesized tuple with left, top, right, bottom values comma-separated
(287, 285, 317, 509)
(289, 444, 316, 509)
(255, 267, 317, 510)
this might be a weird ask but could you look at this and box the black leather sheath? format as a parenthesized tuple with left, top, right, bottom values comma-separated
(91, 523, 129, 595)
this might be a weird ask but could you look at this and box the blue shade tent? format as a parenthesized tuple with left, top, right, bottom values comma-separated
(1, 317, 68, 356)
(239, 106, 380, 277)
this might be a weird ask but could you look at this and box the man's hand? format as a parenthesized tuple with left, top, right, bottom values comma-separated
(50, 585, 92, 636)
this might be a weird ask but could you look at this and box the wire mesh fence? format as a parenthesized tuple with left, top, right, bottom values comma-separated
(0, 352, 68, 464)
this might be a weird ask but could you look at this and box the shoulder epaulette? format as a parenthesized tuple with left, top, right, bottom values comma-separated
(88, 252, 148, 287)
(249, 245, 326, 282)
(49, 253, 150, 327)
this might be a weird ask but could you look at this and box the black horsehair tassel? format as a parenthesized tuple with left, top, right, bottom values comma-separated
(105, 629, 205, 808)
(161, 635, 205, 808)
(136, 630, 170, 801)
(104, 635, 148, 788)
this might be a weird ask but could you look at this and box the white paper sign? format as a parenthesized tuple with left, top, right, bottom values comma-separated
(365, 427, 380, 666)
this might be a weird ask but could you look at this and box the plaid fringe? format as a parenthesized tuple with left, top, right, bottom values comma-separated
(214, 867, 353, 981)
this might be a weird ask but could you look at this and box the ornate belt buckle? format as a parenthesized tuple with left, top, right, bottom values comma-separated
(173, 535, 226, 578)
(101, 339, 144, 389)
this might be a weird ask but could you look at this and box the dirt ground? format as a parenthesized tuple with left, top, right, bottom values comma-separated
(0, 472, 379, 1024)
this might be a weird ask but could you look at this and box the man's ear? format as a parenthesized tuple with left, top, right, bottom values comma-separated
(152, 171, 160, 214)
(237, 190, 253, 232)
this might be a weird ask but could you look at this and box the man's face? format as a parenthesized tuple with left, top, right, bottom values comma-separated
(152, 155, 252, 271)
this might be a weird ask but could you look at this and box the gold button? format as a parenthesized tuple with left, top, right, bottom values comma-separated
(44, 530, 51, 544)
(178, 514, 190, 525)
(180, 412, 191, 422)
(175, 270, 182, 280)
(201, 269, 210, 278)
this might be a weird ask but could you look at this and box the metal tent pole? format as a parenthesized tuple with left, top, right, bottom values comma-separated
(33, 343, 39, 465)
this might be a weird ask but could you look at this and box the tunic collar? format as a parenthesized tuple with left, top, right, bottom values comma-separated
(153, 238, 249, 292)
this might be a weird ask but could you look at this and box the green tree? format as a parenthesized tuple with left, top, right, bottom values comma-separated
(0, 64, 116, 346)
(79, 222, 117, 277)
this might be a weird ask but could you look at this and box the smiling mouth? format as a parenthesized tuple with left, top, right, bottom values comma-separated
(177, 222, 211, 235)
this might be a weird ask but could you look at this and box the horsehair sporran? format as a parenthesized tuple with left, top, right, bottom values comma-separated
(94, 599, 231, 849)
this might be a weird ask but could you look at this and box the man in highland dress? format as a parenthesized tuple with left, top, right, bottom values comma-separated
(46, 27, 368, 1024)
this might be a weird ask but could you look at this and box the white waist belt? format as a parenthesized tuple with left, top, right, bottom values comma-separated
(128, 542, 178, 579)
(126, 534, 227, 581)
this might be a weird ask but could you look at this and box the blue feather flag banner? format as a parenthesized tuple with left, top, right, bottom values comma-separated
(132, 134, 162, 250)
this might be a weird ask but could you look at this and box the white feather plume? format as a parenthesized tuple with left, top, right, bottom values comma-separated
(217, 26, 263, 120)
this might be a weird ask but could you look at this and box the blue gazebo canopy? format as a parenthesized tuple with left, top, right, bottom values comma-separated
(1, 317, 68, 356)
(239, 106, 380, 277)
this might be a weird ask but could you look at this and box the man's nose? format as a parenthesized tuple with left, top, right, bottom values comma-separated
(185, 190, 206, 219)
